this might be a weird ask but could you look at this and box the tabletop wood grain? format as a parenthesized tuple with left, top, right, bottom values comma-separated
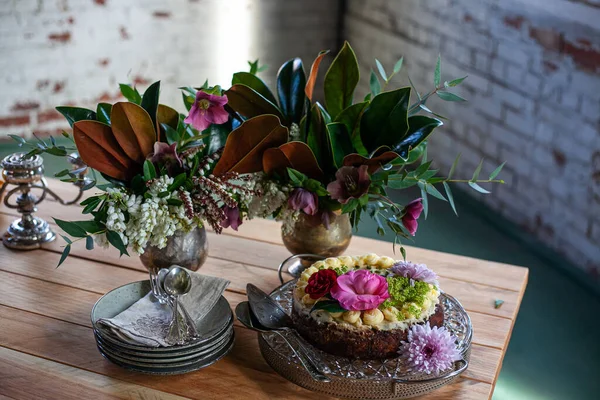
(0, 179, 528, 400)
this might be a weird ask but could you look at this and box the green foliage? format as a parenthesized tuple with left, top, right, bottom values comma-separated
(391, 116, 443, 159)
(119, 84, 142, 104)
(445, 76, 467, 87)
(437, 91, 466, 102)
(326, 122, 353, 168)
(55, 106, 97, 127)
(361, 87, 411, 152)
(53, 218, 87, 237)
(369, 70, 381, 97)
(324, 41, 360, 119)
(248, 59, 268, 75)
(311, 299, 347, 313)
(334, 102, 369, 156)
(141, 81, 161, 130)
(107, 230, 129, 256)
(306, 103, 334, 174)
(434, 54, 441, 87)
(232, 72, 277, 105)
(277, 58, 306, 124)
(143, 160, 157, 181)
(96, 103, 112, 125)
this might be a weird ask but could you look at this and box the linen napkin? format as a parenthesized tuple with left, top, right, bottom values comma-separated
(97, 270, 230, 347)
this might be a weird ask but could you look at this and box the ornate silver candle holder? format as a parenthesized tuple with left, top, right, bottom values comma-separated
(0, 152, 91, 250)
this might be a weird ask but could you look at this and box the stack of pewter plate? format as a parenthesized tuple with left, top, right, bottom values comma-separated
(91, 280, 234, 375)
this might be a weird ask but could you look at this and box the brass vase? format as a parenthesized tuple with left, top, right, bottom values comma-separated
(139, 227, 208, 298)
(281, 213, 352, 257)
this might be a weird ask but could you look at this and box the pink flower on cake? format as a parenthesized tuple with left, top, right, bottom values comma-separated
(401, 198, 424, 236)
(184, 91, 229, 131)
(399, 322, 461, 374)
(330, 270, 389, 311)
(288, 188, 318, 215)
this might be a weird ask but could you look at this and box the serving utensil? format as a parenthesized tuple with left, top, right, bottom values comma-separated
(235, 301, 330, 383)
(164, 267, 194, 345)
(246, 284, 330, 376)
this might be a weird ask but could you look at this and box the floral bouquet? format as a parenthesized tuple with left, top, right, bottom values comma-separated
(16, 81, 255, 265)
(200, 41, 505, 254)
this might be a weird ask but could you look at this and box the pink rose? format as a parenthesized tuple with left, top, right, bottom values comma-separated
(402, 198, 424, 236)
(330, 270, 389, 311)
(184, 91, 229, 131)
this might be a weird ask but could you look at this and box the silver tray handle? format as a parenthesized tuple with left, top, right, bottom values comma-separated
(392, 358, 469, 385)
(278, 253, 325, 284)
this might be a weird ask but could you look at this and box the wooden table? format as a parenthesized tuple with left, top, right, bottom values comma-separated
(0, 179, 528, 400)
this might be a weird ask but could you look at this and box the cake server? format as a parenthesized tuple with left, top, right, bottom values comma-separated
(246, 284, 331, 376)
(235, 301, 330, 383)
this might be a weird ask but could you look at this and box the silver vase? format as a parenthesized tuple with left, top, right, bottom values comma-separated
(139, 227, 208, 299)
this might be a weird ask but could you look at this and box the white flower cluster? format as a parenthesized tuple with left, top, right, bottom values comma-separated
(95, 176, 201, 254)
(243, 173, 292, 220)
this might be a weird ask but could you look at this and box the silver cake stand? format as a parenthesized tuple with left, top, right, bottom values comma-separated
(258, 280, 472, 400)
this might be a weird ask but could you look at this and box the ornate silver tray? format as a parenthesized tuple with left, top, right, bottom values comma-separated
(258, 280, 472, 400)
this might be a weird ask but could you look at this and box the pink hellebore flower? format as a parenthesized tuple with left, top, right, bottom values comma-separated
(330, 270, 389, 311)
(220, 206, 242, 231)
(288, 188, 318, 215)
(184, 91, 229, 131)
(402, 198, 424, 236)
(150, 142, 182, 166)
(327, 165, 371, 204)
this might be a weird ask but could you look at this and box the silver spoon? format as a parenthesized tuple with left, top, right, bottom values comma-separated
(159, 266, 199, 340)
(164, 266, 193, 345)
(246, 284, 330, 376)
(156, 268, 169, 303)
(235, 301, 330, 383)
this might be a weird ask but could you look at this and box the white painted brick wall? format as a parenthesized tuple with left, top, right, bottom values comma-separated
(345, 0, 600, 278)
(0, 0, 339, 138)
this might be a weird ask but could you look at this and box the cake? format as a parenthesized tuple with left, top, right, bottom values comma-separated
(291, 254, 444, 359)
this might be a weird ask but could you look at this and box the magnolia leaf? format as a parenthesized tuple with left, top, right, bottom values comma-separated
(224, 84, 283, 121)
(326, 122, 354, 169)
(141, 81, 161, 135)
(306, 103, 334, 174)
(96, 103, 112, 125)
(375, 59, 387, 81)
(73, 120, 136, 181)
(324, 41, 360, 119)
(392, 115, 442, 159)
(232, 72, 278, 105)
(343, 148, 399, 174)
(111, 102, 156, 164)
(305, 50, 330, 101)
(361, 87, 411, 152)
(157, 104, 180, 140)
(119, 84, 141, 104)
(277, 58, 306, 125)
(434, 54, 441, 87)
(263, 147, 292, 177)
(335, 101, 369, 156)
(369, 70, 381, 97)
(279, 141, 323, 180)
(437, 91, 467, 102)
(56, 106, 97, 127)
(213, 115, 288, 176)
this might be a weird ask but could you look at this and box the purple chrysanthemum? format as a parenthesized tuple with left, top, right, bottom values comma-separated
(399, 323, 460, 374)
(390, 261, 439, 286)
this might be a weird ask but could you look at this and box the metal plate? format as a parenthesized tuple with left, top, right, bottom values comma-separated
(257, 280, 473, 400)
(97, 333, 235, 375)
(94, 326, 234, 363)
(91, 280, 232, 353)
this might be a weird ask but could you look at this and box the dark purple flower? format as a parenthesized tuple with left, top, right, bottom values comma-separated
(150, 142, 182, 174)
(288, 188, 318, 215)
(327, 165, 371, 204)
(402, 198, 423, 236)
(399, 322, 461, 374)
(184, 91, 229, 131)
(390, 261, 439, 286)
(220, 205, 242, 231)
